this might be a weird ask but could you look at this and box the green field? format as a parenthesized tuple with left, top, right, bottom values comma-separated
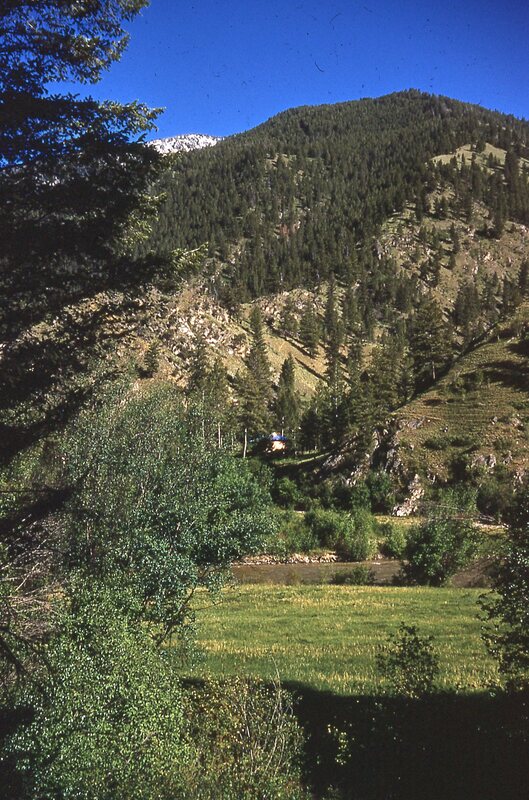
(191, 585, 498, 695)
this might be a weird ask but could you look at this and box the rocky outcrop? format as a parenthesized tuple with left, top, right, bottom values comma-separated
(235, 552, 340, 565)
(393, 474, 424, 517)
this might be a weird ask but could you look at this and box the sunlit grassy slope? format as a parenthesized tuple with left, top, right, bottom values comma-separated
(393, 307, 529, 481)
(190, 585, 498, 696)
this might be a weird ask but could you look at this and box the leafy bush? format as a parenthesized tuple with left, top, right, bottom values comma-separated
(330, 565, 375, 585)
(60, 383, 277, 635)
(376, 623, 440, 697)
(184, 677, 307, 799)
(305, 508, 352, 549)
(338, 507, 377, 561)
(267, 510, 318, 555)
(313, 479, 337, 509)
(348, 481, 371, 510)
(380, 521, 409, 559)
(403, 489, 479, 585)
(274, 476, 302, 509)
(6, 588, 191, 800)
(423, 434, 450, 451)
(476, 468, 515, 521)
(481, 478, 529, 690)
(6, 589, 308, 800)
(366, 470, 396, 513)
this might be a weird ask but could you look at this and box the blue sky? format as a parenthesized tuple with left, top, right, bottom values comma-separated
(63, 0, 529, 138)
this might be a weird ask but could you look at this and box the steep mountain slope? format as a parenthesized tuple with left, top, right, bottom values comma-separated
(5, 91, 529, 482)
(377, 306, 529, 508)
(144, 90, 529, 314)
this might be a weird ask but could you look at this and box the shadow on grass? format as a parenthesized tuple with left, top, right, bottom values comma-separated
(286, 683, 528, 800)
(2, 685, 527, 800)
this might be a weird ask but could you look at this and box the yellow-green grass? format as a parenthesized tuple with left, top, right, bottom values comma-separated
(393, 308, 529, 480)
(189, 585, 498, 696)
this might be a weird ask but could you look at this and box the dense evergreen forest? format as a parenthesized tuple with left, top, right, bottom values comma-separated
(145, 91, 529, 310)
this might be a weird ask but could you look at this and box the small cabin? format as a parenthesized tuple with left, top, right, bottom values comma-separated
(267, 432, 288, 453)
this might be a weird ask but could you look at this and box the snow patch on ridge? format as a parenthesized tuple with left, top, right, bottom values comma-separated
(149, 134, 222, 155)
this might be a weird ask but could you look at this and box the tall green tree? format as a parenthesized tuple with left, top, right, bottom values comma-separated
(410, 296, 453, 390)
(274, 355, 301, 438)
(298, 300, 320, 357)
(237, 307, 273, 435)
(483, 479, 529, 689)
(60, 383, 275, 639)
(0, 0, 161, 461)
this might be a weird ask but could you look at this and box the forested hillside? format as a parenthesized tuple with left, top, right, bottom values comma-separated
(145, 90, 529, 314)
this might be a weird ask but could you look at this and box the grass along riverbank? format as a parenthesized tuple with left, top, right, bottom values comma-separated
(190, 584, 498, 695)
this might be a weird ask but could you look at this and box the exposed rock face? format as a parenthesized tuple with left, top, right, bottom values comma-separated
(470, 452, 497, 472)
(393, 474, 424, 517)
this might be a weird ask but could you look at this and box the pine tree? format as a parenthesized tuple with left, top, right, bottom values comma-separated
(236, 306, 273, 436)
(278, 297, 298, 338)
(274, 355, 301, 439)
(298, 300, 320, 357)
(187, 336, 210, 394)
(518, 259, 529, 298)
(0, 0, 160, 459)
(324, 273, 339, 342)
(345, 363, 374, 457)
(202, 357, 235, 447)
(369, 336, 403, 421)
(410, 297, 453, 390)
(341, 283, 360, 339)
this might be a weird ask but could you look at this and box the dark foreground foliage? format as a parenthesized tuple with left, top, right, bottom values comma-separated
(292, 685, 528, 800)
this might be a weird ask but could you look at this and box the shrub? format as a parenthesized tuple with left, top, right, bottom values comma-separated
(274, 477, 301, 509)
(376, 623, 440, 698)
(380, 521, 408, 559)
(481, 477, 529, 690)
(403, 489, 479, 585)
(423, 434, 450, 451)
(305, 508, 377, 560)
(6, 588, 191, 800)
(330, 566, 375, 585)
(335, 508, 377, 561)
(305, 508, 352, 549)
(348, 481, 371, 510)
(280, 511, 319, 554)
(366, 471, 395, 513)
(476, 470, 515, 521)
(314, 479, 337, 509)
(184, 677, 307, 799)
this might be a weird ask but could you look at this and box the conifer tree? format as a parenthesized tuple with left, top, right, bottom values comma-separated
(0, 0, 161, 459)
(236, 306, 273, 436)
(298, 300, 320, 357)
(345, 362, 374, 457)
(341, 283, 360, 339)
(324, 273, 339, 342)
(453, 281, 481, 345)
(410, 297, 453, 390)
(369, 336, 403, 421)
(278, 297, 298, 338)
(274, 355, 301, 439)
(187, 336, 210, 394)
(202, 357, 235, 447)
(518, 259, 529, 298)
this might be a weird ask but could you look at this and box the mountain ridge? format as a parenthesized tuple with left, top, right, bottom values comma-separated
(149, 133, 223, 155)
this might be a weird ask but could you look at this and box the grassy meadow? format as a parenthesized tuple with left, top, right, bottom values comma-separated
(190, 584, 498, 696)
